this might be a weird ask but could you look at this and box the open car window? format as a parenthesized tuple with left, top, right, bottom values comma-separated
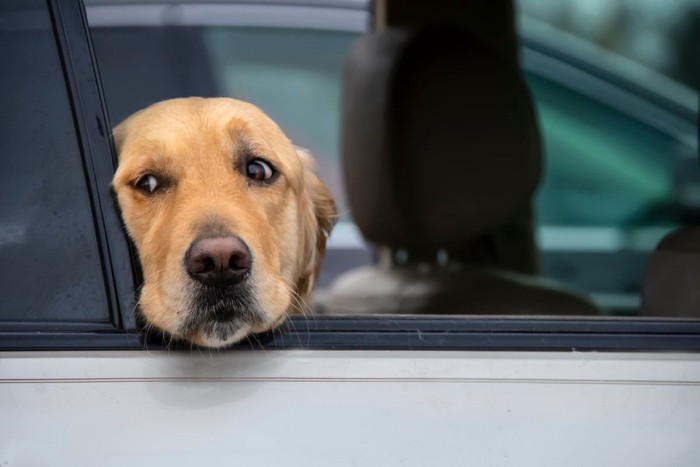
(88, 2, 697, 317)
(1, 0, 699, 352)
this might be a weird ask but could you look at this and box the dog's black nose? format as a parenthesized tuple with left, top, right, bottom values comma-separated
(185, 236, 251, 288)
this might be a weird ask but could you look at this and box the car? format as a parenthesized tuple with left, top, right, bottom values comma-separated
(1, 0, 699, 465)
(85, 0, 698, 315)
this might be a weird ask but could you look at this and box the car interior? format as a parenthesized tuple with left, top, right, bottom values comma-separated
(80, 0, 700, 322)
(642, 227, 700, 317)
(2, 3, 700, 463)
(0, 0, 693, 332)
(323, 5, 598, 315)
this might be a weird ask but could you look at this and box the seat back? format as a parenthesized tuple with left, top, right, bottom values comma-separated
(324, 0, 598, 316)
(641, 228, 700, 317)
(342, 25, 541, 266)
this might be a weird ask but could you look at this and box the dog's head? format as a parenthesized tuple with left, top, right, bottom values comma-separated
(112, 97, 336, 348)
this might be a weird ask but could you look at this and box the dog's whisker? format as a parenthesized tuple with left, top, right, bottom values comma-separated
(250, 332, 268, 355)
(264, 270, 319, 347)
(272, 271, 310, 315)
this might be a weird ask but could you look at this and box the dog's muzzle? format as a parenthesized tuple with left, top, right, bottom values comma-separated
(180, 235, 263, 343)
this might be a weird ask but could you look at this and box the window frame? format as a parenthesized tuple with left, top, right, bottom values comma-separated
(2, 0, 700, 353)
(50, 0, 137, 329)
(0, 0, 135, 333)
(2, 316, 700, 352)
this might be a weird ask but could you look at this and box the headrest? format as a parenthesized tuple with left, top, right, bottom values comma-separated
(342, 26, 541, 255)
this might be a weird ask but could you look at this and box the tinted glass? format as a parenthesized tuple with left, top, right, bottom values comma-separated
(0, 0, 110, 324)
(527, 74, 692, 313)
(518, 0, 700, 91)
(532, 76, 680, 228)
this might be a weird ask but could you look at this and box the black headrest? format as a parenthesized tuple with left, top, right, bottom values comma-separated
(342, 26, 541, 255)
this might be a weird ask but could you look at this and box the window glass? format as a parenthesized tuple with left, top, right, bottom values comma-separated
(531, 75, 679, 227)
(516, 0, 698, 313)
(527, 74, 693, 313)
(518, 0, 700, 91)
(0, 0, 110, 324)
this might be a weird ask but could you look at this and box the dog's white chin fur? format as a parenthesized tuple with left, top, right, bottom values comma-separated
(192, 324, 253, 349)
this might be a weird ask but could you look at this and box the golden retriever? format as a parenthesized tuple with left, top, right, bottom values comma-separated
(112, 97, 336, 348)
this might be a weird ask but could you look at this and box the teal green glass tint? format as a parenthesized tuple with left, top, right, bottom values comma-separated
(528, 74, 682, 228)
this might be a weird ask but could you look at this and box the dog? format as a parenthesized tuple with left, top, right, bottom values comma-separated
(112, 97, 336, 348)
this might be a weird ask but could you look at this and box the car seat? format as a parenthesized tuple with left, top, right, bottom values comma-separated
(641, 227, 700, 317)
(323, 0, 598, 315)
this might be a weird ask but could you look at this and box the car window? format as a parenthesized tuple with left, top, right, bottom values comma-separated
(88, 20, 696, 318)
(516, 7, 698, 314)
(526, 73, 695, 314)
(518, 0, 700, 92)
(0, 0, 111, 325)
(531, 74, 679, 227)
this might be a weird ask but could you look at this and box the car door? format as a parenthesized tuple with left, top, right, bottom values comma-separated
(1, 1, 700, 466)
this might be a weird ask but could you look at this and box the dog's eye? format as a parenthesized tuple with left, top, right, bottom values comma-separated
(246, 160, 274, 182)
(135, 174, 159, 194)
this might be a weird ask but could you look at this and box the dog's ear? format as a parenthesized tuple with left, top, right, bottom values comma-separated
(295, 147, 337, 308)
(111, 120, 129, 157)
